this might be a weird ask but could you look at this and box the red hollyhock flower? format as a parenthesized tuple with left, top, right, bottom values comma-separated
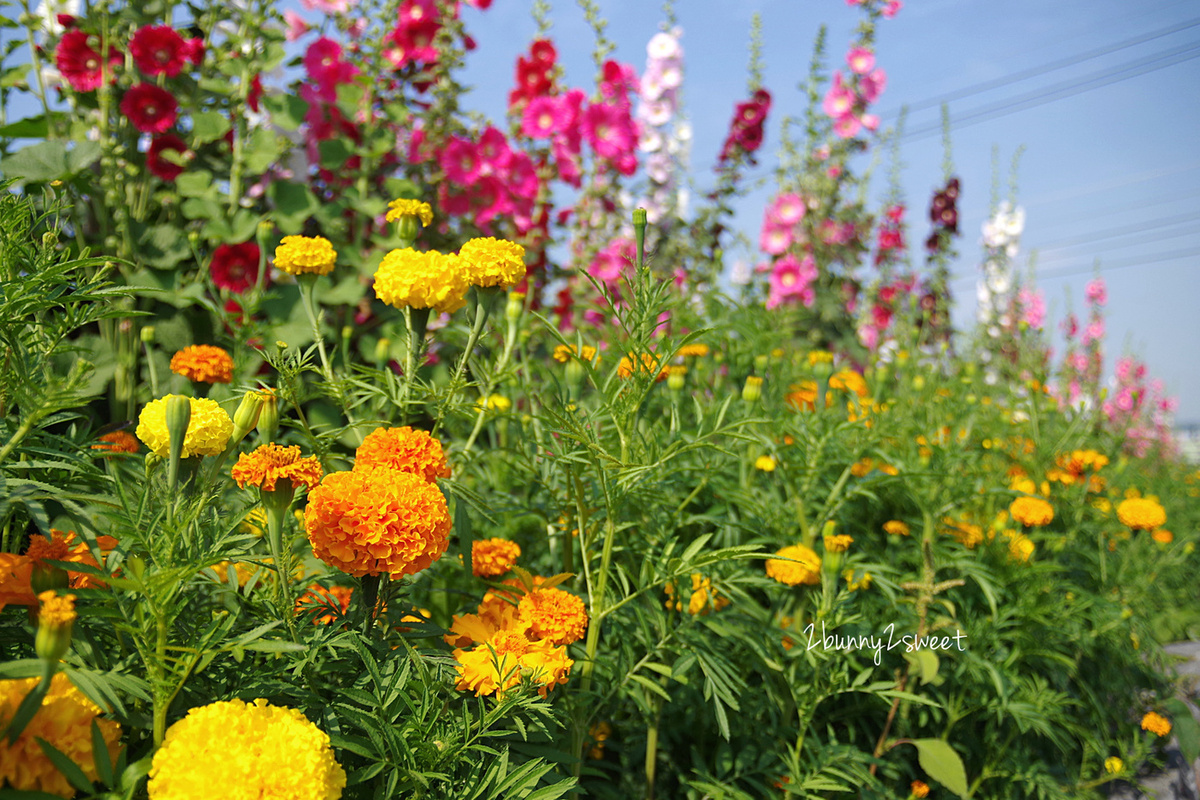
(146, 134, 189, 181)
(182, 37, 205, 65)
(210, 242, 264, 293)
(130, 25, 188, 77)
(55, 30, 121, 92)
(120, 83, 178, 133)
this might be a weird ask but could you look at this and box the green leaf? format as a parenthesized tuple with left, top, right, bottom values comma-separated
(36, 737, 94, 793)
(176, 169, 216, 199)
(268, 180, 319, 234)
(262, 93, 308, 130)
(241, 639, 308, 653)
(1165, 698, 1200, 764)
(906, 738, 968, 798)
(66, 140, 101, 173)
(0, 659, 45, 680)
(191, 110, 232, 145)
(0, 140, 66, 181)
(133, 223, 191, 270)
(0, 114, 54, 137)
(904, 649, 940, 685)
(91, 720, 114, 787)
(317, 138, 353, 168)
(244, 127, 281, 173)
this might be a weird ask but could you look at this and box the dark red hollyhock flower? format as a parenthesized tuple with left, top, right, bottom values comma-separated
(146, 134, 189, 181)
(247, 73, 263, 112)
(182, 37, 205, 65)
(530, 38, 556, 65)
(56, 14, 76, 29)
(130, 25, 188, 77)
(120, 83, 178, 133)
(55, 31, 121, 92)
(210, 242, 264, 293)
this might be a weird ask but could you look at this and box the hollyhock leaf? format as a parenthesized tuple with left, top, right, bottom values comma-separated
(0, 114, 58, 138)
(191, 110, 231, 145)
(262, 93, 309, 131)
(317, 138, 353, 167)
(268, 180, 320, 234)
(0, 140, 67, 182)
(132, 222, 190, 269)
(243, 127, 281, 172)
(228, 210, 260, 244)
(66, 140, 101, 173)
(176, 169, 216, 198)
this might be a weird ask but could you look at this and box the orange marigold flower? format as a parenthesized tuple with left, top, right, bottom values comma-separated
(472, 538, 521, 578)
(274, 235, 337, 276)
(828, 369, 869, 398)
(518, 586, 588, 645)
(92, 430, 139, 454)
(677, 343, 710, 358)
(231, 444, 323, 493)
(1152, 529, 1174, 544)
(617, 352, 667, 381)
(883, 520, 910, 536)
(0, 672, 122, 797)
(824, 534, 853, 554)
(785, 381, 819, 411)
(910, 780, 930, 799)
(305, 467, 451, 578)
(1009, 496, 1054, 527)
(942, 517, 984, 548)
(354, 426, 450, 483)
(1141, 711, 1172, 737)
(453, 628, 573, 698)
(765, 545, 821, 586)
(297, 584, 353, 625)
(0, 530, 120, 613)
(170, 344, 234, 384)
(1117, 497, 1166, 531)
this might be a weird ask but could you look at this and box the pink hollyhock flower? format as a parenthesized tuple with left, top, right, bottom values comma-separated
(1061, 313, 1079, 339)
(522, 95, 570, 138)
(1069, 352, 1088, 372)
(304, 37, 357, 89)
(301, 0, 356, 13)
(861, 113, 880, 131)
(441, 136, 480, 183)
(1115, 356, 1135, 382)
(858, 323, 879, 351)
(833, 115, 862, 139)
(882, 0, 902, 17)
(588, 238, 635, 290)
(1085, 278, 1107, 305)
(1082, 319, 1105, 345)
(284, 10, 311, 41)
(859, 69, 887, 104)
(600, 59, 639, 101)
(766, 254, 818, 309)
(398, 0, 438, 26)
(120, 83, 178, 133)
(386, 18, 441, 67)
(1018, 288, 1046, 329)
(846, 47, 875, 75)
(767, 193, 806, 226)
(582, 102, 636, 161)
(146, 134, 189, 181)
(55, 31, 121, 92)
(130, 25, 188, 77)
(760, 221, 793, 256)
(553, 138, 583, 187)
(822, 72, 855, 118)
(475, 126, 512, 175)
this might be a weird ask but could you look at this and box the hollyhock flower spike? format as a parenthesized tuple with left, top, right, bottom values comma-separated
(55, 30, 121, 92)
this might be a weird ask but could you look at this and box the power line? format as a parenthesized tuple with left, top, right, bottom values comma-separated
(949, 245, 1200, 284)
(899, 42, 1200, 141)
(1034, 212, 1200, 251)
(879, 17, 1200, 119)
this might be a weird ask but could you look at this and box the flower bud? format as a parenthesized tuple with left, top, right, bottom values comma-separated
(506, 292, 525, 324)
(667, 365, 686, 392)
(256, 389, 280, 441)
(140, 326, 156, 345)
(395, 214, 420, 243)
(374, 338, 391, 365)
(164, 395, 192, 462)
(230, 391, 265, 445)
(742, 376, 763, 403)
(35, 591, 76, 663)
(565, 358, 585, 395)
(754, 354, 769, 372)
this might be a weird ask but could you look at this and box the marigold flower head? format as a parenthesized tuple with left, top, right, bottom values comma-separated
(618, 352, 667, 381)
(374, 247, 469, 314)
(1005, 531, 1035, 563)
(170, 344, 233, 384)
(274, 235, 336, 276)
(136, 395, 233, 458)
(785, 381, 818, 411)
(943, 517, 984, 548)
(148, 698, 345, 800)
(453, 629, 573, 698)
(0, 672, 121, 797)
(1152, 528, 1174, 544)
(92, 430, 139, 454)
(807, 349, 834, 367)
(385, 198, 433, 226)
(1104, 756, 1123, 774)
(766, 544, 821, 586)
(910, 781, 930, 799)
(1141, 711, 1171, 737)
(232, 444, 323, 493)
(843, 569, 872, 591)
(755, 455, 777, 472)
(828, 369, 869, 398)
(883, 520, 910, 536)
(1117, 497, 1166, 531)
(518, 586, 588, 646)
(37, 590, 76, 629)
(1009, 496, 1054, 527)
(824, 534, 853, 553)
(354, 426, 450, 483)
(677, 343, 710, 358)
(472, 538, 521, 578)
(305, 467, 451, 578)
(553, 344, 598, 363)
(459, 237, 527, 289)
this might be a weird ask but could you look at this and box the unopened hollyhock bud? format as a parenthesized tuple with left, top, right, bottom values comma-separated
(230, 391, 264, 445)
(742, 376, 763, 403)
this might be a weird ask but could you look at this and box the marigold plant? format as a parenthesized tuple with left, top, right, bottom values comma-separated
(136, 395, 232, 458)
(354, 426, 450, 483)
(1117, 497, 1166, 531)
(765, 544, 821, 586)
(169, 345, 233, 384)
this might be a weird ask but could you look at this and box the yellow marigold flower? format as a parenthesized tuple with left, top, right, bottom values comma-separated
(1152, 529, 1174, 544)
(0, 672, 121, 797)
(943, 517, 984, 548)
(850, 458, 874, 477)
(1141, 711, 1171, 737)
(766, 545, 821, 586)
(37, 590, 76, 629)
(677, 343, 710, 357)
(305, 467, 451, 578)
(136, 395, 233, 458)
(1010, 496, 1054, 527)
(518, 586, 588, 645)
(231, 444, 323, 493)
(828, 369, 869, 398)
(617, 352, 667, 381)
(241, 507, 268, 537)
(755, 455, 777, 472)
(477, 394, 512, 411)
(459, 237, 526, 289)
(553, 344, 598, 363)
(169, 345, 233, 384)
(92, 430, 139, 454)
(385, 198, 433, 226)
(588, 721, 612, 759)
(1104, 756, 1124, 774)
(673, 573, 728, 615)
(883, 520, 910, 536)
(824, 534, 853, 553)
(445, 593, 527, 648)
(1006, 532, 1035, 563)
(274, 235, 337, 276)
(472, 538, 521, 578)
(354, 425, 450, 483)
(374, 247, 469, 314)
(843, 569, 872, 591)
(148, 698, 345, 800)
(297, 584, 354, 625)
(910, 780, 930, 799)
(1117, 497, 1166, 531)
(453, 629, 573, 698)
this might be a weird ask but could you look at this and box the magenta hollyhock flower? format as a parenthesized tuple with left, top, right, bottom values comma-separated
(55, 31, 121, 92)
(1085, 278, 1107, 305)
(146, 134, 189, 181)
(521, 95, 570, 138)
(582, 102, 636, 160)
(120, 83, 178, 133)
(822, 72, 855, 118)
(882, 0, 902, 17)
(441, 136, 481, 183)
(130, 25, 188, 77)
(388, 18, 441, 66)
(284, 10, 311, 41)
(859, 68, 887, 104)
(301, 0, 356, 13)
(475, 126, 513, 175)
(846, 47, 875, 75)
(398, 0, 438, 25)
(760, 221, 793, 256)
(553, 139, 583, 187)
(600, 59, 639, 101)
(768, 193, 806, 226)
(1082, 319, 1105, 345)
(304, 37, 357, 91)
(588, 238, 635, 290)
(766, 254, 818, 309)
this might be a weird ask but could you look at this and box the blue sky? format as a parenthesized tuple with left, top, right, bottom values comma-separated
(451, 0, 1200, 423)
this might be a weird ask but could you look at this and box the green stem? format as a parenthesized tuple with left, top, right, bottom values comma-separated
(298, 277, 334, 383)
(264, 495, 300, 643)
(432, 292, 493, 439)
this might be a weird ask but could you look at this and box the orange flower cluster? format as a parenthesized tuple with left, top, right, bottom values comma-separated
(472, 538, 521, 578)
(765, 545, 821, 586)
(231, 444, 323, 493)
(170, 345, 234, 384)
(92, 430, 139, 454)
(0, 530, 117, 613)
(1141, 711, 1172, 737)
(354, 426, 450, 483)
(304, 468, 451, 578)
(1117, 497, 1166, 531)
(942, 516, 984, 548)
(1009, 496, 1054, 527)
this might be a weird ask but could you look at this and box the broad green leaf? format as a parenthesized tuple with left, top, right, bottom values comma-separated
(269, 180, 319, 234)
(191, 110, 231, 145)
(0, 140, 66, 181)
(907, 738, 968, 798)
(262, 93, 308, 130)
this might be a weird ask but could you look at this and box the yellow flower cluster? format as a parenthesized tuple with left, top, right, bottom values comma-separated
(553, 344, 598, 363)
(755, 455, 777, 472)
(883, 520, 910, 536)
(664, 573, 730, 615)
(472, 538, 521, 578)
(1009, 496, 1054, 527)
(0, 672, 121, 797)
(148, 699, 346, 800)
(677, 343, 710, 358)
(385, 198, 433, 226)
(1117, 497, 1166, 531)
(459, 237, 527, 289)
(824, 534, 853, 554)
(843, 569, 872, 591)
(170, 345, 234, 384)
(1104, 756, 1124, 774)
(942, 516, 984, 548)
(136, 395, 233, 458)
(1141, 711, 1171, 737)
(274, 235, 337, 276)
(453, 629, 573, 699)
(765, 544, 821, 586)
(373, 248, 469, 314)
(617, 352, 667, 381)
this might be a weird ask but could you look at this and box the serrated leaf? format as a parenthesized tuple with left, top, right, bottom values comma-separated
(0, 140, 66, 181)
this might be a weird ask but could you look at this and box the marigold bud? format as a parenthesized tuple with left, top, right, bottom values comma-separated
(35, 591, 76, 663)
(140, 326, 156, 344)
(374, 338, 391, 365)
(231, 391, 265, 445)
(667, 366, 687, 392)
(164, 394, 192, 462)
(506, 292, 525, 324)
(256, 390, 280, 441)
(742, 376, 763, 403)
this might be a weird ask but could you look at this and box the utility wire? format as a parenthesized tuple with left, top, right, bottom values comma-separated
(1035, 212, 1200, 251)
(949, 245, 1200, 284)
